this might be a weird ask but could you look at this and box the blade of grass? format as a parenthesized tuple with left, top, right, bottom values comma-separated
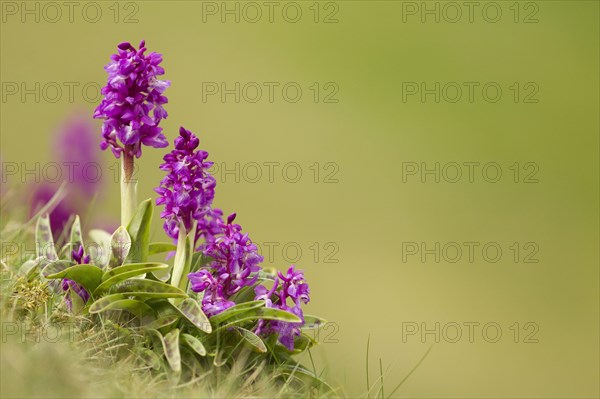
(386, 345, 434, 399)
(366, 334, 371, 399)
(379, 358, 384, 399)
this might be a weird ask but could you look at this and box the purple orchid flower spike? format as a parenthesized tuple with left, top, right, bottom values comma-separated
(155, 127, 224, 246)
(188, 269, 235, 317)
(94, 40, 170, 159)
(156, 127, 225, 290)
(95, 40, 170, 225)
(30, 112, 106, 237)
(203, 213, 263, 296)
(187, 213, 263, 317)
(254, 265, 310, 350)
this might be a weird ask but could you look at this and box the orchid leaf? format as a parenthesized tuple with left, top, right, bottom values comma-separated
(214, 306, 301, 330)
(301, 315, 327, 330)
(68, 285, 86, 314)
(109, 279, 187, 299)
(209, 300, 265, 326)
(181, 333, 207, 357)
(89, 298, 155, 319)
(233, 326, 267, 353)
(35, 214, 57, 262)
(45, 264, 102, 293)
(162, 329, 181, 372)
(70, 215, 83, 251)
(149, 242, 176, 255)
(109, 226, 131, 269)
(137, 348, 161, 370)
(88, 229, 112, 268)
(19, 259, 40, 277)
(125, 199, 153, 264)
(95, 262, 169, 294)
(143, 315, 180, 330)
(41, 260, 75, 278)
(88, 294, 129, 313)
(175, 298, 212, 333)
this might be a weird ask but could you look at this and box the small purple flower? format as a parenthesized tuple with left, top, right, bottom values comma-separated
(188, 269, 235, 317)
(62, 245, 91, 311)
(155, 127, 222, 244)
(254, 265, 310, 350)
(94, 40, 170, 159)
(277, 265, 310, 306)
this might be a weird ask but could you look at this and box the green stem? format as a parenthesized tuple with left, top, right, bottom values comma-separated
(120, 153, 137, 227)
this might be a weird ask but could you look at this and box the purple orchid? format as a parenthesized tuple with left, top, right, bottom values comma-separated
(30, 112, 107, 237)
(188, 269, 235, 317)
(187, 213, 263, 316)
(203, 213, 263, 296)
(155, 127, 223, 244)
(254, 265, 310, 350)
(94, 40, 170, 159)
(61, 245, 91, 311)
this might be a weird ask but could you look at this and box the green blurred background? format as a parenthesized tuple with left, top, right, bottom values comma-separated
(1, 1, 598, 397)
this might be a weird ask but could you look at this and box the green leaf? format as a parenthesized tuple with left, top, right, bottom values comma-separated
(70, 215, 83, 250)
(102, 262, 170, 281)
(125, 199, 153, 264)
(88, 294, 129, 313)
(162, 329, 181, 372)
(256, 307, 302, 323)
(209, 300, 265, 326)
(181, 333, 207, 356)
(89, 298, 155, 319)
(41, 260, 75, 278)
(148, 270, 171, 283)
(109, 279, 187, 299)
(293, 334, 316, 352)
(180, 346, 202, 372)
(36, 214, 58, 261)
(146, 298, 180, 318)
(45, 264, 103, 293)
(19, 259, 39, 277)
(95, 262, 169, 294)
(68, 285, 86, 313)
(301, 315, 327, 330)
(88, 229, 112, 268)
(143, 315, 180, 330)
(109, 226, 131, 269)
(233, 326, 267, 353)
(176, 298, 212, 333)
(137, 348, 161, 370)
(149, 242, 177, 255)
(215, 306, 302, 330)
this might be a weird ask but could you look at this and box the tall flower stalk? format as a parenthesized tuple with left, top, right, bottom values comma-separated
(155, 127, 221, 292)
(94, 40, 170, 226)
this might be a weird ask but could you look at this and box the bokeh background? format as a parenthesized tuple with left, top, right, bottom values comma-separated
(1, 1, 598, 397)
